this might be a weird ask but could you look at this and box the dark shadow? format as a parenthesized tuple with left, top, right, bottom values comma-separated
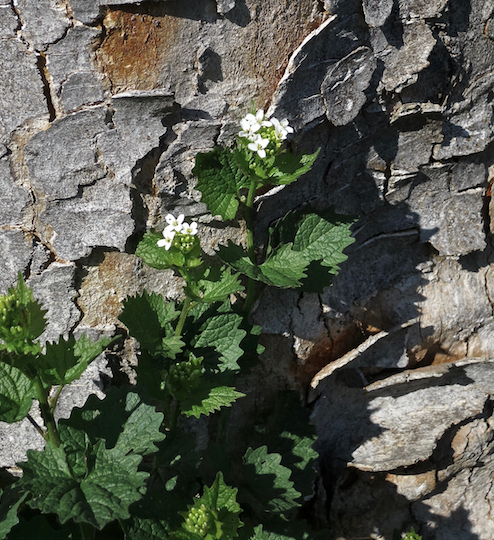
(112, 0, 218, 23)
(223, 0, 251, 27)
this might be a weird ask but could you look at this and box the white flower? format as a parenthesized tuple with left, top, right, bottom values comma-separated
(181, 221, 198, 235)
(165, 213, 185, 231)
(270, 118, 288, 140)
(279, 119, 294, 134)
(157, 226, 176, 250)
(239, 115, 260, 139)
(248, 134, 270, 158)
(271, 117, 293, 141)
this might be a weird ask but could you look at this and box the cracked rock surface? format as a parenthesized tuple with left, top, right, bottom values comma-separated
(1, 0, 494, 537)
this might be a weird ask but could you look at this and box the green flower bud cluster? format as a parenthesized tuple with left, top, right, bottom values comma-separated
(172, 232, 200, 255)
(0, 292, 30, 353)
(183, 503, 215, 537)
(167, 355, 203, 401)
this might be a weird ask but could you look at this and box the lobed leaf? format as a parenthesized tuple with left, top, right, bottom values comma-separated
(0, 488, 28, 540)
(265, 149, 320, 186)
(119, 292, 179, 357)
(218, 241, 308, 289)
(269, 208, 356, 292)
(181, 383, 245, 419)
(61, 386, 165, 456)
(0, 363, 35, 423)
(185, 266, 244, 304)
(38, 333, 113, 387)
(193, 148, 249, 221)
(240, 447, 301, 515)
(19, 439, 148, 530)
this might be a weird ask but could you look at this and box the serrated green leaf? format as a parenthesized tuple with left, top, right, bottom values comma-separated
(218, 241, 308, 289)
(0, 488, 28, 540)
(7, 515, 73, 539)
(136, 231, 186, 269)
(19, 439, 148, 530)
(192, 312, 246, 373)
(265, 149, 320, 186)
(61, 386, 165, 456)
(181, 383, 245, 419)
(120, 292, 179, 357)
(251, 391, 318, 500)
(269, 208, 356, 292)
(241, 446, 301, 515)
(0, 363, 34, 423)
(193, 148, 249, 220)
(38, 333, 113, 387)
(185, 267, 244, 304)
(11, 273, 47, 341)
(161, 335, 185, 360)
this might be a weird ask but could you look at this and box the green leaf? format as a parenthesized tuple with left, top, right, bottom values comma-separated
(0, 488, 28, 540)
(119, 292, 179, 357)
(193, 148, 249, 220)
(38, 334, 113, 386)
(179, 472, 243, 540)
(19, 439, 148, 530)
(185, 267, 244, 304)
(11, 273, 47, 341)
(181, 382, 245, 419)
(61, 386, 165, 456)
(218, 241, 308, 289)
(265, 149, 320, 186)
(192, 312, 246, 373)
(269, 208, 356, 293)
(251, 391, 318, 500)
(161, 335, 185, 360)
(240, 446, 301, 515)
(0, 363, 35, 423)
(136, 231, 186, 270)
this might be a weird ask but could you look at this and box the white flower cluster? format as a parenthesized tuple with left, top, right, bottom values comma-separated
(238, 109, 294, 158)
(157, 213, 198, 250)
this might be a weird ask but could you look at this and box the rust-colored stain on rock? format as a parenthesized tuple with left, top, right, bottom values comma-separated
(95, 2, 325, 103)
(96, 8, 181, 93)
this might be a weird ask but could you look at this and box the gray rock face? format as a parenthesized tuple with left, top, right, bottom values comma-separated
(2, 0, 494, 537)
(15, 0, 70, 51)
(0, 38, 47, 143)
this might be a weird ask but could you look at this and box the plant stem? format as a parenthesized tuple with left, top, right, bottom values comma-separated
(175, 297, 191, 337)
(79, 522, 95, 540)
(244, 178, 258, 313)
(33, 375, 60, 448)
(26, 414, 47, 441)
(245, 178, 257, 263)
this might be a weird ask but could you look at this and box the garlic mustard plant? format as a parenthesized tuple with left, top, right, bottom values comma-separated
(0, 104, 357, 540)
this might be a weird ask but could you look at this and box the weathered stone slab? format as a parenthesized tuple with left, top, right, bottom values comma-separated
(362, 0, 394, 27)
(68, 0, 100, 24)
(45, 26, 103, 113)
(0, 38, 47, 144)
(398, 0, 449, 19)
(0, 2, 18, 37)
(28, 262, 80, 343)
(0, 156, 31, 226)
(25, 107, 109, 201)
(321, 46, 376, 126)
(0, 231, 32, 294)
(381, 20, 436, 93)
(15, 0, 69, 51)
(433, 97, 494, 160)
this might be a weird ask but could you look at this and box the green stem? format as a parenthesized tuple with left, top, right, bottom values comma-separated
(244, 178, 258, 313)
(79, 522, 95, 540)
(49, 384, 64, 412)
(34, 375, 60, 448)
(26, 414, 47, 441)
(245, 178, 257, 263)
(175, 297, 191, 337)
